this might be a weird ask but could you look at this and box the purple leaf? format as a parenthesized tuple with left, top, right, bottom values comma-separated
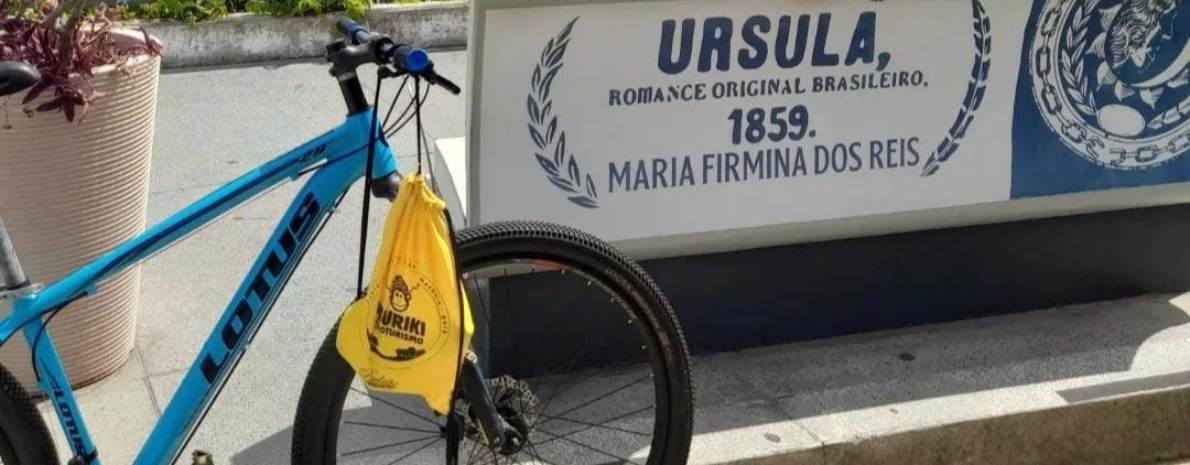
(22, 80, 49, 104)
(74, 100, 90, 123)
(63, 99, 75, 122)
(36, 95, 65, 112)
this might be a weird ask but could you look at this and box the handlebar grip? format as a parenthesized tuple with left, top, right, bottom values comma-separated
(337, 18, 379, 45)
(335, 18, 357, 36)
(388, 45, 430, 74)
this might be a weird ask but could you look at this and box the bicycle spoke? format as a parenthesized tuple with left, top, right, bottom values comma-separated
(500, 268, 515, 327)
(382, 436, 444, 465)
(351, 387, 440, 426)
(524, 438, 558, 465)
(532, 405, 653, 449)
(464, 438, 485, 465)
(534, 414, 649, 436)
(532, 349, 595, 427)
(341, 434, 439, 457)
(537, 374, 651, 427)
(533, 428, 635, 464)
(344, 420, 439, 434)
(469, 274, 492, 326)
(489, 440, 501, 465)
(502, 268, 516, 372)
(516, 265, 565, 377)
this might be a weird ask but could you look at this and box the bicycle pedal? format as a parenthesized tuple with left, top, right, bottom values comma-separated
(192, 450, 214, 465)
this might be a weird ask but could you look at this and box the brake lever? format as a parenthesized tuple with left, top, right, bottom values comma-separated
(424, 70, 462, 95)
(378, 64, 458, 95)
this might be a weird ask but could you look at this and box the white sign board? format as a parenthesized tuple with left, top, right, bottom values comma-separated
(467, 0, 1190, 245)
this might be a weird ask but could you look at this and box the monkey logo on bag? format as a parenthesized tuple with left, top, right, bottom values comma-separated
(367, 271, 450, 364)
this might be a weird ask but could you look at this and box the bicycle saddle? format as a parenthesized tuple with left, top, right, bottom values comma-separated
(0, 62, 41, 98)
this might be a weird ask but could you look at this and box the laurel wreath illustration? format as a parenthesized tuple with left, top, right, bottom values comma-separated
(1061, 0, 1099, 116)
(920, 0, 992, 177)
(527, 17, 600, 209)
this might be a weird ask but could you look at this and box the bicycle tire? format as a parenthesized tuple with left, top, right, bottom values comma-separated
(292, 220, 693, 465)
(0, 363, 59, 465)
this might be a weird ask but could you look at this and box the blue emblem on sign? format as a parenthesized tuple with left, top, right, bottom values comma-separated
(1029, 0, 1190, 169)
(527, 17, 600, 209)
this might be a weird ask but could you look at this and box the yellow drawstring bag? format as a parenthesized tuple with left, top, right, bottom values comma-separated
(336, 172, 473, 415)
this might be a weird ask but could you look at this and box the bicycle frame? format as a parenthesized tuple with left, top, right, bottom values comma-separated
(0, 109, 396, 465)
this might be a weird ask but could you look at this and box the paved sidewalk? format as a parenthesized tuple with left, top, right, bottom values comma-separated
(30, 55, 1190, 465)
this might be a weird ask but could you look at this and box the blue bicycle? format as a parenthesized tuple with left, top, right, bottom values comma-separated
(0, 21, 692, 465)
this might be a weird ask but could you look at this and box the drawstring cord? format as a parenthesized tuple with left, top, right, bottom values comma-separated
(355, 69, 385, 299)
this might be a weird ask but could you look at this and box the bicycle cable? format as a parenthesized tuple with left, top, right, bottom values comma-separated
(24, 292, 83, 382)
(382, 75, 411, 129)
(355, 68, 386, 299)
(384, 83, 431, 139)
(382, 83, 418, 137)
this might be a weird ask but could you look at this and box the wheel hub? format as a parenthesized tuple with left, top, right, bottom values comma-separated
(463, 375, 540, 456)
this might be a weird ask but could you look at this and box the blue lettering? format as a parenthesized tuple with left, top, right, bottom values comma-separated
(633, 160, 650, 190)
(658, 13, 884, 73)
(653, 158, 669, 189)
(724, 152, 741, 182)
(774, 148, 790, 177)
(845, 12, 876, 66)
(739, 16, 770, 70)
(609, 161, 632, 192)
(698, 17, 733, 72)
(679, 158, 695, 186)
(744, 150, 766, 180)
(658, 19, 695, 74)
(776, 15, 810, 68)
(201, 194, 320, 384)
(811, 14, 839, 66)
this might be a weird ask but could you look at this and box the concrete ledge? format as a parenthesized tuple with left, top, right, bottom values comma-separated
(682, 293, 1190, 465)
(140, 2, 468, 68)
(815, 388, 1190, 465)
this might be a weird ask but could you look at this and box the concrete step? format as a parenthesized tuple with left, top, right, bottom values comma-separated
(689, 293, 1190, 465)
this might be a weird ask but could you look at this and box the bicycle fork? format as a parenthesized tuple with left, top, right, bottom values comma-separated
(458, 351, 524, 458)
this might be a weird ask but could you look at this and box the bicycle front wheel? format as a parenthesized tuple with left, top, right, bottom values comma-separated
(292, 221, 693, 465)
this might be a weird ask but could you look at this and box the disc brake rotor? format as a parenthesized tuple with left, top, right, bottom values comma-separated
(462, 375, 540, 448)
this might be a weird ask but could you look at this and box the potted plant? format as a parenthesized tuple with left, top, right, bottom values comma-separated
(0, 0, 162, 388)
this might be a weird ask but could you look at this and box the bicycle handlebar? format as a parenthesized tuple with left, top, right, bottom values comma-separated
(334, 19, 461, 95)
(337, 18, 379, 45)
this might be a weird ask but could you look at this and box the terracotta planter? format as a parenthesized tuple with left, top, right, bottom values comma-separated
(0, 30, 160, 389)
